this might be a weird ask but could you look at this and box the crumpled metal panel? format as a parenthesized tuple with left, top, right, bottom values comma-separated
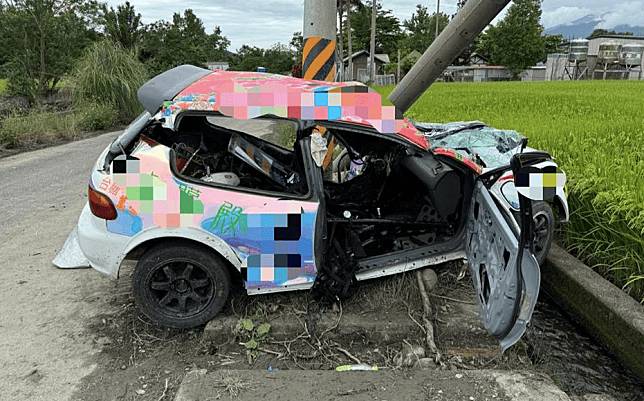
(416, 121, 526, 171)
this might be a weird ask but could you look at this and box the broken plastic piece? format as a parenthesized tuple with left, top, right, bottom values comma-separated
(335, 364, 379, 372)
(201, 172, 240, 186)
(53, 227, 91, 269)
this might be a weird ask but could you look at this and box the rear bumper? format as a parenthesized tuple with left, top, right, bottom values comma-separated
(53, 203, 130, 278)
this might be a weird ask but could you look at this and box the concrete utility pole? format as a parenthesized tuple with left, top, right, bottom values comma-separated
(338, 0, 345, 81)
(389, 0, 511, 114)
(347, 1, 353, 80)
(302, 0, 338, 81)
(369, 0, 377, 82)
(435, 0, 441, 38)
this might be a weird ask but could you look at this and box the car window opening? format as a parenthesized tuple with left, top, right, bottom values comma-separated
(141, 115, 308, 196)
(315, 127, 471, 298)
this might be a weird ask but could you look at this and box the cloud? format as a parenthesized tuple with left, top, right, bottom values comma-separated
(597, 1, 644, 28)
(542, 6, 594, 28)
(541, 0, 644, 27)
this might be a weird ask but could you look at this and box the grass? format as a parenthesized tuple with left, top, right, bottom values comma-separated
(0, 111, 82, 148)
(377, 81, 644, 302)
(0, 103, 118, 149)
(0, 79, 7, 95)
(71, 40, 147, 121)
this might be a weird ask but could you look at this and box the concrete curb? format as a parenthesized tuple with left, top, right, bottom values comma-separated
(204, 310, 422, 345)
(174, 369, 571, 401)
(543, 244, 644, 379)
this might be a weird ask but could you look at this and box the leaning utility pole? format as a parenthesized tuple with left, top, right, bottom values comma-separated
(303, 0, 338, 81)
(389, 0, 511, 114)
(369, 0, 377, 82)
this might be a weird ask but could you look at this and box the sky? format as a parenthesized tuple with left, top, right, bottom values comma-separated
(105, 1, 644, 51)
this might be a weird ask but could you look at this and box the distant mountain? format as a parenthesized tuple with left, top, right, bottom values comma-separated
(545, 15, 644, 39)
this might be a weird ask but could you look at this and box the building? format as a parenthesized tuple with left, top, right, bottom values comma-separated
(587, 34, 644, 79)
(546, 34, 644, 80)
(206, 61, 230, 71)
(444, 65, 513, 82)
(343, 50, 390, 82)
(444, 63, 546, 82)
(520, 65, 546, 81)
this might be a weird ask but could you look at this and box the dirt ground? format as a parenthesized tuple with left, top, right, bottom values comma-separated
(0, 133, 122, 401)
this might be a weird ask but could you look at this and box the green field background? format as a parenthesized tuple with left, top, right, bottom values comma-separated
(378, 81, 644, 302)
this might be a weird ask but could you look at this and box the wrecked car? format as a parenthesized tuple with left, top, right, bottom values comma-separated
(54, 66, 568, 351)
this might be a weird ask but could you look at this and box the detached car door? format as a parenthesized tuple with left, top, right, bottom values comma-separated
(465, 153, 553, 352)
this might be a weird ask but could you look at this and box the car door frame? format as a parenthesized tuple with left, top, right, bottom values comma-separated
(467, 152, 550, 352)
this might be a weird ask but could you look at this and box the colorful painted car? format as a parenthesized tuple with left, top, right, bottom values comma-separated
(54, 66, 568, 352)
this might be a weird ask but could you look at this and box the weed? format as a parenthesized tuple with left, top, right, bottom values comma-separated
(234, 318, 272, 364)
(0, 105, 119, 149)
(0, 110, 81, 148)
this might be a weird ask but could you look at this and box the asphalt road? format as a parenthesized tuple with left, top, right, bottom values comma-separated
(0, 132, 121, 401)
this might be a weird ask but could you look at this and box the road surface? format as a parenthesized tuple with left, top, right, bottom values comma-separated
(0, 132, 121, 401)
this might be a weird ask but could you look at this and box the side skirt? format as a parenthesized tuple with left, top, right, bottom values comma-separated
(356, 249, 465, 281)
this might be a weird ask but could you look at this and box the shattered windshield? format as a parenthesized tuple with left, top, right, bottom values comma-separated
(415, 122, 525, 169)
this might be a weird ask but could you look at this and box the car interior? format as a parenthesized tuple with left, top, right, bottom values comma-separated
(140, 114, 309, 196)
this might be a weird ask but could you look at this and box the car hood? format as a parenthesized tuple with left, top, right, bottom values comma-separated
(415, 121, 528, 171)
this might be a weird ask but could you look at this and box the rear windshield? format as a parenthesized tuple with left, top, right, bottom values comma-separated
(206, 116, 298, 150)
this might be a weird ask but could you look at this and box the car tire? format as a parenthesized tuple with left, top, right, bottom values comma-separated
(531, 201, 555, 267)
(133, 243, 231, 329)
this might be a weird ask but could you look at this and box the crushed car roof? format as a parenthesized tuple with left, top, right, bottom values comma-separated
(139, 65, 428, 149)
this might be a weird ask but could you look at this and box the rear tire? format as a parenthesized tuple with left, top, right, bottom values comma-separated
(133, 243, 231, 329)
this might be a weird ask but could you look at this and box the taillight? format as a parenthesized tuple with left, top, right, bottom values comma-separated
(88, 185, 117, 220)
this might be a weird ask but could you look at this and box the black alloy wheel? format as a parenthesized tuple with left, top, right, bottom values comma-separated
(133, 243, 231, 328)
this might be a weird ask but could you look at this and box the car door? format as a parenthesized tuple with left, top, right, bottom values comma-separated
(466, 153, 554, 352)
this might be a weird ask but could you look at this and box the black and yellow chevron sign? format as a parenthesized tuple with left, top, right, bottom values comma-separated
(302, 36, 337, 81)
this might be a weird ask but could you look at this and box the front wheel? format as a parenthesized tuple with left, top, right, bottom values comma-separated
(133, 243, 231, 328)
(530, 202, 555, 267)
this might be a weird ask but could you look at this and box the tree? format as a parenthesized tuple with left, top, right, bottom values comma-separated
(336, 0, 362, 78)
(139, 9, 230, 76)
(347, 1, 402, 58)
(476, 0, 545, 78)
(290, 31, 303, 77)
(589, 29, 633, 39)
(341, 0, 362, 79)
(0, 0, 100, 100)
(544, 34, 565, 56)
(101, 1, 142, 49)
(401, 5, 449, 54)
(229, 44, 295, 74)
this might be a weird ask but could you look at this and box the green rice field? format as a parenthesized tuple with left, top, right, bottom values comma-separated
(378, 81, 644, 302)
